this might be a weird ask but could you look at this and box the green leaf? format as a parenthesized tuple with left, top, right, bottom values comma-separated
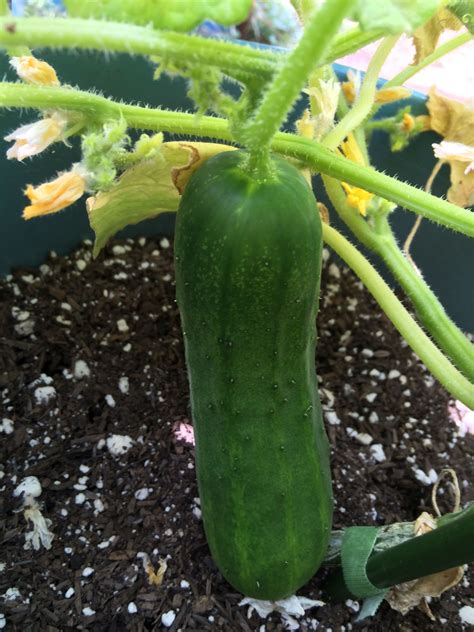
(447, 0, 474, 33)
(351, 0, 440, 33)
(63, 0, 252, 31)
(88, 141, 235, 257)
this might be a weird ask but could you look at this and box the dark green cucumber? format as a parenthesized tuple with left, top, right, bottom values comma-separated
(174, 149, 333, 600)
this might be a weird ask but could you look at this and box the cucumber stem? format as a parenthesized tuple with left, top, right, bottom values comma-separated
(239, 0, 352, 164)
(0, 16, 386, 82)
(384, 31, 472, 90)
(322, 35, 399, 151)
(321, 175, 474, 382)
(321, 223, 474, 408)
(3, 81, 471, 238)
(324, 504, 474, 600)
(374, 215, 474, 381)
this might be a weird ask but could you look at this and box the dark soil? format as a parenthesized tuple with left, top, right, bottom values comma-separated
(1, 236, 472, 631)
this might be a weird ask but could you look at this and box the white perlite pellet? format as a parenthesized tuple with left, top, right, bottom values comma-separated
(161, 611, 176, 627)
(459, 606, 474, 625)
(117, 319, 129, 332)
(74, 360, 91, 379)
(106, 434, 134, 457)
(370, 444, 386, 463)
(34, 386, 56, 405)
(118, 377, 129, 394)
(414, 468, 437, 486)
(134, 488, 150, 500)
(325, 411, 341, 426)
(0, 418, 14, 434)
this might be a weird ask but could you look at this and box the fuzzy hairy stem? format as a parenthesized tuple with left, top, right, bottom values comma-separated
(374, 216, 474, 380)
(240, 0, 352, 162)
(323, 35, 399, 150)
(322, 224, 474, 408)
(274, 133, 474, 237)
(384, 31, 472, 90)
(0, 16, 385, 84)
(323, 175, 474, 381)
(368, 31, 472, 120)
(1, 82, 473, 238)
(0, 17, 279, 83)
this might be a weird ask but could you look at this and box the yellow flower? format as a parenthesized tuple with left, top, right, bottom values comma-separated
(339, 133, 365, 166)
(341, 70, 361, 105)
(401, 112, 415, 133)
(375, 86, 411, 104)
(340, 182, 373, 216)
(10, 55, 60, 86)
(23, 169, 86, 220)
(339, 133, 373, 215)
(5, 113, 67, 161)
(296, 109, 315, 139)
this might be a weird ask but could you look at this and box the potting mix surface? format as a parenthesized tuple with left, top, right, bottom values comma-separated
(1, 236, 472, 631)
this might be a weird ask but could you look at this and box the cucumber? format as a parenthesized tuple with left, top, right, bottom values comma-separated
(174, 149, 333, 600)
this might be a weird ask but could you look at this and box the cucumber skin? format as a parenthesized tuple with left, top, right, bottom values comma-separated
(174, 150, 333, 600)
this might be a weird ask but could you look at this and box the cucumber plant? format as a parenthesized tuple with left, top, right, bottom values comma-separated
(1, 0, 473, 606)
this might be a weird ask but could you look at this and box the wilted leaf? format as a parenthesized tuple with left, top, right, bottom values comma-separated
(385, 511, 464, 618)
(427, 88, 474, 206)
(137, 552, 168, 587)
(412, 8, 464, 65)
(351, 0, 439, 34)
(87, 142, 235, 257)
(427, 88, 474, 143)
(446, 161, 474, 206)
(386, 566, 464, 617)
(170, 141, 235, 194)
(63, 0, 252, 31)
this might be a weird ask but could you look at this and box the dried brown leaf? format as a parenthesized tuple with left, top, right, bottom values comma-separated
(427, 88, 474, 144)
(385, 510, 464, 618)
(446, 162, 474, 207)
(426, 89, 474, 206)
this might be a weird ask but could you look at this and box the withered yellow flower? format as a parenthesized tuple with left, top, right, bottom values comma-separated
(5, 113, 67, 161)
(340, 182, 373, 216)
(433, 140, 474, 175)
(23, 170, 86, 220)
(375, 86, 411, 104)
(341, 70, 361, 104)
(10, 55, 60, 86)
(296, 109, 315, 139)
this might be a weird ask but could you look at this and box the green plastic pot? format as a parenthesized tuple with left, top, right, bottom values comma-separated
(0, 48, 472, 330)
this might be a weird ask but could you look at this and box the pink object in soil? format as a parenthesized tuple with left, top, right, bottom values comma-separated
(448, 400, 474, 435)
(173, 421, 195, 445)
